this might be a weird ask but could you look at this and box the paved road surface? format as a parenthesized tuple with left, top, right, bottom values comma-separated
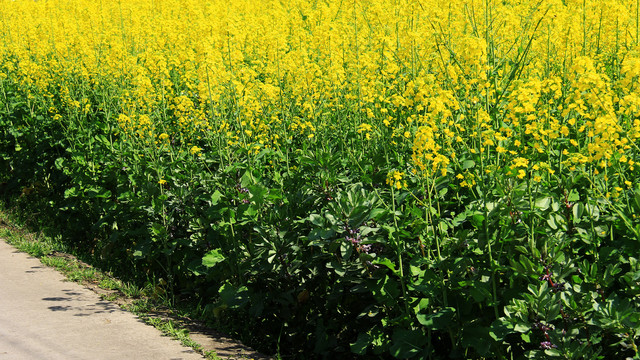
(0, 239, 205, 360)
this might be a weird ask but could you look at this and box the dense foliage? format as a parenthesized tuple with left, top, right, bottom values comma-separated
(1, 0, 640, 358)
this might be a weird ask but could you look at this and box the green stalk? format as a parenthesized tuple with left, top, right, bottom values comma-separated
(478, 118, 499, 320)
(391, 186, 410, 318)
(228, 213, 244, 284)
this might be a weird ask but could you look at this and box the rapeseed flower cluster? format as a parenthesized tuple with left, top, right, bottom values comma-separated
(0, 0, 638, 194)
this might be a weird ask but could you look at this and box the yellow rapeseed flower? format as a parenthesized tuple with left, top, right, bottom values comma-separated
(386, 171, 406, 190)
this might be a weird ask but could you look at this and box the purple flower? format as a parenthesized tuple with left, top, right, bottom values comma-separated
(540, 341, 557, 350)
(539, 273, 551, 282)
(346, 236, 360, 245)
(533, 321, 554, 332)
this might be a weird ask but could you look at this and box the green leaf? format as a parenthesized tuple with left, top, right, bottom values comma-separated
(369, 208, 389, 220)
(240, 170, 253, 187)
(202, 249, 226, 268)
(64, 187, 78, 198)
(210, 190, 223, 205)
(535, 197, 551, 210)
(54, 157, 65, 170)
(514, 322, 531, 333)
(568, 189, 580, 202)
(471, 214, 485, 228)
(309, 213, 324, 227)
(187, 259, 205, 276)
(351, 332, 370, 355)
(469, 284, 491, 302)
(489, 318, 514, 341)
(373, 257, 397, 274)
(461, 326, 491, 355)
(463, 160, 476, 169)
(248, 184, 268, 206)
(572, 202, 584, 221)
(87, 187, 112, 199)
(452, 211, 467, 226)
(219, 283, 249, 308)
(308, 228, 335, 240)
(416, 307, 456, 330)
(390, 328, 426, 359)
(341, 241, 352, 260)
(150, 223, 167, 238)
(585, 203, 600, 220)
(544, 348, 562, 357)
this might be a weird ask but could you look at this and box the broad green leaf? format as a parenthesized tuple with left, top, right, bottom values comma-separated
(369, 208, 389, 220)
(87, 187, 111, 199)
(461, 326, 491, 355)
(202, 249, 226, 268)
(416, 307, 456, 330)
(572, 202, 584, 221)
(308, 228, 335, 240)
(64, 187, 78, 198)
(489, 318, 514, 341)
(373, 257, 397, 274)
(390, 328, 426, 359)
(581, 199, 597, 218)
(210, 190, 223, 205)
(514, 322, 531, 333)
(544, 348, 562, 357)
(248, 184, 267, 206)
(535, 197, 551, 210)
(54, 157, 65, 170)
(568, 189, 580, 202)
(309, 213, 324, 227)
(340, 241, 352, 260)
(350, 332, 370, 355)
(471, 214, 485, 228)
(150, 223, 167, 238)
(219, 283, 249, 308)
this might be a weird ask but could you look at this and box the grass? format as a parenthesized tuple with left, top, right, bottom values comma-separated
(140, 315, 221, 359)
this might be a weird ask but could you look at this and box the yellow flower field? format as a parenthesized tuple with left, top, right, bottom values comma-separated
(2, 0, 640, 178)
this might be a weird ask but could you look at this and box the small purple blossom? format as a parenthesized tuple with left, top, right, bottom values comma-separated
(365, 261, 380, 270)
(540, 341, 557, 350)
(346, 236, 360, 245)
(345, 227, 362, 246)
(551, 282, 566, 292)
(533, 322, 553, 332)
(235, 184, 249, 194)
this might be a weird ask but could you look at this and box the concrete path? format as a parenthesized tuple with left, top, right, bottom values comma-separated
(0, 239, 205, 360)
